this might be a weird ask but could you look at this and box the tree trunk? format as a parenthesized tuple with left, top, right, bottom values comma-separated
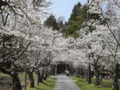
(10, 72, 22, 90)
(88, 63, 91, 84)
(39, 74, 43, 82)
(43, 73, 47, 80)
(85, 68, 88, 82)
(95, 70, 100, 85)
(43, 67, 48, 80)
(37, 70, 40, 86)
(24, 71, 27, 90)
(100, 66, 104, 83)
(112, 63, 119, 90)
(37, 70, 43, 86)
(27, 71, 34, 88)
(42, 68, 46, 80)
(100, 74, 102, 83)
(44, 73, 48, 80)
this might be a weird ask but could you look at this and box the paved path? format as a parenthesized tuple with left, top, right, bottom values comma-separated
(54, 75, 81, 90)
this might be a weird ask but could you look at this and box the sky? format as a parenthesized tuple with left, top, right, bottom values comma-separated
(47, 0, 88, 21)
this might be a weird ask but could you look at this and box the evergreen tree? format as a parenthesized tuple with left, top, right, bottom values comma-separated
(43, 2, 101, 38)
(44, 15, 58, 30)
(65, 2, 83, 38)
(57, 16, 65, 32)
(70, 2, 82, 21)
(64, 2, 100, 39)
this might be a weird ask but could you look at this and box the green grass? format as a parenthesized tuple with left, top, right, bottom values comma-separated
(0, 72, 9, 77)
(19, 73, 56, 90)
(26, 77, 56, 90)
(70, 76, 112, 90)
(0, 72, 56, 90)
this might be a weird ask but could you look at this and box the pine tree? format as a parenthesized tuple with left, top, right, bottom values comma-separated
(44, 15, 58, 30)
(64, 2, 100, 39)
(65, 2, 83, 38)
(57, 16, 65, 32)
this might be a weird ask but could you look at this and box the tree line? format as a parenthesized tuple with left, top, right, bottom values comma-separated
(44, 2, 100, 38)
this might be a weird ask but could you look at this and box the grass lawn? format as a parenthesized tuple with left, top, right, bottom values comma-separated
(70, 76, 112, 90)
(0, 72, 56, 90)
(0, 72, 9, 77)
(26, 77, 56, 90)
(19, 73, 56, 90)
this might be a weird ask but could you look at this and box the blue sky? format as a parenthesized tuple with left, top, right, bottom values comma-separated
(47, 0, 87, 21)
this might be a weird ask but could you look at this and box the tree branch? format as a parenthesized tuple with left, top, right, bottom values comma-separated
(15, 42, 31, 61)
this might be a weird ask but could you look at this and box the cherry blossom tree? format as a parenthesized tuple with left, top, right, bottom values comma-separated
(0, 0, 53, 90)
(85, 0, 120, 89)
